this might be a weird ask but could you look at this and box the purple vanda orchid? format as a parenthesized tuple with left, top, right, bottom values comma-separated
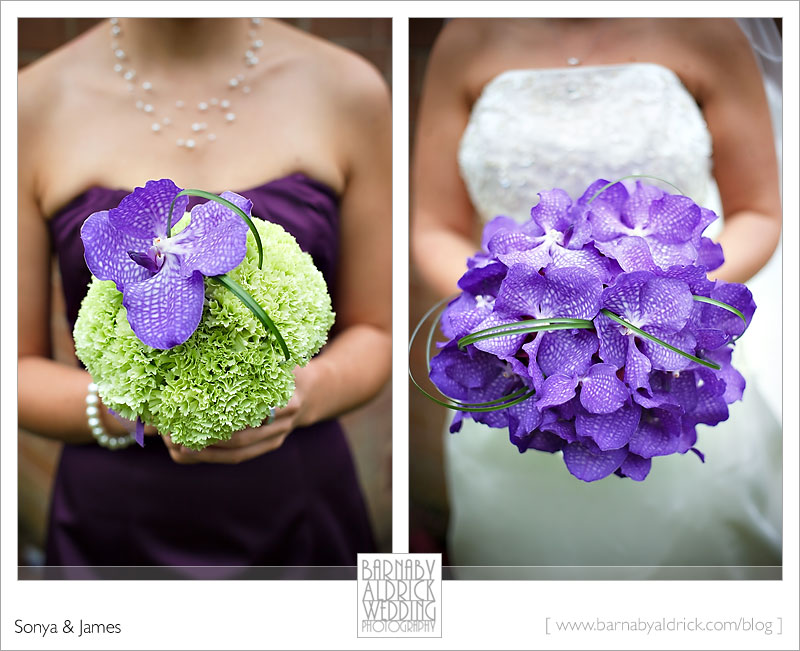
(485, 190, 615, 283)
(81, 179, 251, 349)
(587, 180, 724, 273)
(471, 263, 603, 388)
(594, 270, 696, 394)
(420, 178, 756, 484)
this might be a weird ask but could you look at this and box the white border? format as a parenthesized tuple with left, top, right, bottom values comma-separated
(2, 1, 798, 650)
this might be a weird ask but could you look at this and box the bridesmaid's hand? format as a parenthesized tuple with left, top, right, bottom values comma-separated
(100, 401, 158, 438)
(162, 366, 314, 465)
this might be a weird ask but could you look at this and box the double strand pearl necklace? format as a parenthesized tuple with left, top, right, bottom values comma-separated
(109, 17, 263, 150)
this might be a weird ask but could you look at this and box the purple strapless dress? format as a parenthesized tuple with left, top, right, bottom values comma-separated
(44, 174, 376, 575)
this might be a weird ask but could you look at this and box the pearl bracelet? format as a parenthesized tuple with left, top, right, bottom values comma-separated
(86, 382, 135, 450)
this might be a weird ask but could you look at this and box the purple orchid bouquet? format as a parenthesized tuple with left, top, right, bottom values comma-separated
(74, 179, 334, 450)
(413, 178, 755, 482)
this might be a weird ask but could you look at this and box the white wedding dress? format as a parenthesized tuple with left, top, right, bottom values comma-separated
(447, 63, 782, 579)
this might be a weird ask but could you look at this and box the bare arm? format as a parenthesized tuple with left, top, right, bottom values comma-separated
(17, 167, 95, 443)
(17, 72, 129, 443)
(696, 20, 781, 283)
(165, 57, 392, 463)
(411, 22, 484, 299)
(295, 59, 393, 427)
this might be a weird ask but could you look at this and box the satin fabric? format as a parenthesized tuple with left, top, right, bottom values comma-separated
(44, 174, 375, 574)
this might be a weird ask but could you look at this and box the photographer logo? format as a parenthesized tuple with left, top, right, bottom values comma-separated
(357, 553, 441, 638)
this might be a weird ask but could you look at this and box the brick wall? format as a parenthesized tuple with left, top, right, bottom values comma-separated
(18, 18, 392, 85)
(409, 18, 443, 145)
(17, 17, 392, 561)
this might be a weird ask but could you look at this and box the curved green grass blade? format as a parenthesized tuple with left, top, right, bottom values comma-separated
(601, 308, 720, 370)
(408, 294, 536, 412)
(409, 375, 537, 412)
(458, 318, 595, 349)
(692, 295, 747, 326)
(168, 189, 264, 270)
(587, 175, 686, 206)
(211, 273, 290, 361)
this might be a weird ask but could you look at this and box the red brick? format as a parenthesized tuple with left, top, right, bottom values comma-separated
(18, 51, 42, 69)
(409, 18, 445, 47)
(410, 52, 433, 138)
(278, 18, 304, 29)
(356, 46, 391, 84)
(371, 18, 392, 44)
(327, 35, 373, 52)
(410, 53, 428, 101)
(310, 18, 374, 40)
(69, 18, 104, 38)
(18, 18, 70, 51)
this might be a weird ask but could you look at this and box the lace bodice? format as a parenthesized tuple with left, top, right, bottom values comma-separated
(458, 63, 714, 222)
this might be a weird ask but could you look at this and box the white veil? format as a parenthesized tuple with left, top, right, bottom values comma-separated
(736, 18, 783, 176)
(733, 18, 783, 422)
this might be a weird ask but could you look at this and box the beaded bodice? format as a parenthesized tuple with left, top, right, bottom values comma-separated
(458, 63, 714, 222)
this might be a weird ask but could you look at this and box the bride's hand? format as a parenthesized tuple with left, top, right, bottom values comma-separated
(162, 366, 314, 465)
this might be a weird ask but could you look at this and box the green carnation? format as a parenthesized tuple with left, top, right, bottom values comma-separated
(74, 218, 335, 450)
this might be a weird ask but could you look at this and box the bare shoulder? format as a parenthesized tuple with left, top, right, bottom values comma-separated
(660, 18, 755, 69)
(18, 44, 66, 127)
(432, 18, 493, 56)
(261, 21, 390, 184)
(19, 25, 108, 196)
(323, 44, 391, 120)
(668, 18, 763, 97)
(419, 19, 502, 112)
(669, 18, 750, 48)
(271, 21, 390, 119)
(426, 19, 494, 80)
(19, 23, 104, 105)
(19, 24, 106, 141)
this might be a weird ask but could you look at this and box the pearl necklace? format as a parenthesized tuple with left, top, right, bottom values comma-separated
(560, 19, 612, 67)
(109, 18, 263, 150)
